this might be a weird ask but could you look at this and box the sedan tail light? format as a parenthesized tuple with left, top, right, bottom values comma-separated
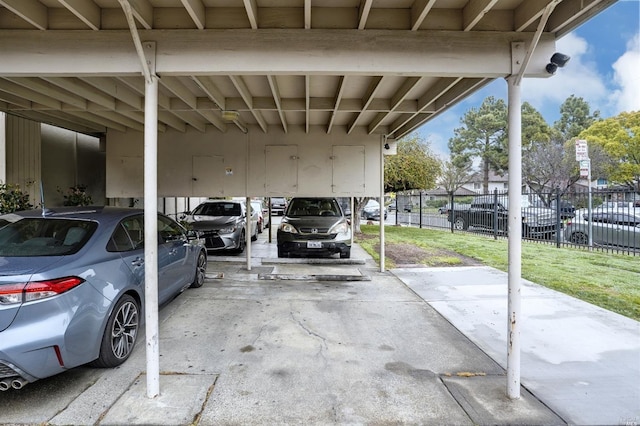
(0, 277, 85, 305)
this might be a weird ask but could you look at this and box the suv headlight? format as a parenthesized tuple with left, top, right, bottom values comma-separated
(279, 223, 298, 234)
(330, 222, 349, 234)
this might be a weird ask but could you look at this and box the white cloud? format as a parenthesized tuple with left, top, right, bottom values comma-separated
(522, 33, 608, 121)
(609, 34, 640, 113)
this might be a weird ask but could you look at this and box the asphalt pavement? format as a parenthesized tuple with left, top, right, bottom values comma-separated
(0, 226, 638, 425)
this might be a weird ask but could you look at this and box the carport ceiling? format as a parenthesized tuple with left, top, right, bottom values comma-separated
(0, 0, 615, 138)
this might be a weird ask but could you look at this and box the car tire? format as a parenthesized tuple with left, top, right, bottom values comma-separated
(233, 230, 246, 253)
(453, 216, 468, 230)
(277, 246, 287, 258)
(90, 294, 139, 368)
(190, 250, 207, 288)
(569, 232, 588, 245)
(340, 249, 351, 259)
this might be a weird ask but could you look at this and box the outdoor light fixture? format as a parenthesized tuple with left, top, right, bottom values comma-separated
(384, 143, 390, 150)
(221, 110, 240, 121)
(221, 110, 247, 133)
(545, 52, 571, 75)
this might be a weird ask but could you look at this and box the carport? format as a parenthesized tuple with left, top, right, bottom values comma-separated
(0, 0, 616, 400)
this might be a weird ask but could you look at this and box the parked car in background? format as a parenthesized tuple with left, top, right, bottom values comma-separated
(181, 200, 257, 253)
(387, 199, 412, 212)
(564, 211, 640, 249)
(550, 199, 576, 219)
(593, 201, 638, 213)
(438, 203, 472, 215)
(0, 207, 206, 389)
(575, 201, 639, 221)
(448, 194, 558, 239)
(251, 200, 266, 233)
(336, 197, 352, 218)
(277, 197, 351, 258)
(270, 197, 288, 216)
(361, 199, 387, 220)
(531, 199, 576, 220)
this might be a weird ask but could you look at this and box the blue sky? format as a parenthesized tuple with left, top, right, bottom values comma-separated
(418, 0, 640, 159)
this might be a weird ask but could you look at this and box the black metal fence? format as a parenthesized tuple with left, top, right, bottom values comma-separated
(391, 189, 640, 256)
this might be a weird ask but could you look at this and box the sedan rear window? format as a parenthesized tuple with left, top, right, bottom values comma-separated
(0, 218, 97, 257)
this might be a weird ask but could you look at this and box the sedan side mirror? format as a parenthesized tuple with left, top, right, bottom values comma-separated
(186, 229, 201, 240)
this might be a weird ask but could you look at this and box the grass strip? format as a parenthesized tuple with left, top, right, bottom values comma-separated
(357, 225, 640, 321)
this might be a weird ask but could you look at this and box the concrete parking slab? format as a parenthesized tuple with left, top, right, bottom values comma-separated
(442, 375, 565, 425)
(6, 236, 630, 425)
(99, 373, 217, 425)
(259, 263, 371, 281)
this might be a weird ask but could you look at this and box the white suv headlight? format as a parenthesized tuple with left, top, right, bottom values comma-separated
(279, 223, 298, 234)
(330, 222, 349, 234)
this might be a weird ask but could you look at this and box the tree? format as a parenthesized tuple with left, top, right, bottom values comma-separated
(384, 133, 441, 193)
(438, 159, 473, 195)
(448, 96, 507, 192)
(521, 102, 552, 151)
(520, 102, 560, 198)
(554, 95, 600, 141)
(522, 97, 609, 201)
(579, 111, 640, 191)
(352, 133, 440, 233)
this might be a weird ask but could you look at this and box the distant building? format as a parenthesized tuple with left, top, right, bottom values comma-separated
(462, 170, 508, 193)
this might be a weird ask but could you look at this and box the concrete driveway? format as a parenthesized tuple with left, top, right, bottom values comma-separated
(1, 232, 637, 425)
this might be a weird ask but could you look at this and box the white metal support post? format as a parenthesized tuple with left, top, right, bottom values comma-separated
(141, 41, 160, 398)
(246, 196, 251, 271)
(380, 135, 385, 272)
(350, 197, 354, 247)
(506, 75, 522, 399)
(119, 0, 161, 398)
(143, 70, 160, 399)
(245, 132, 251, 270)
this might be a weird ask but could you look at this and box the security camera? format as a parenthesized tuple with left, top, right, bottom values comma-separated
(550, 52, 570, 68)
(546, 52, 570, 75)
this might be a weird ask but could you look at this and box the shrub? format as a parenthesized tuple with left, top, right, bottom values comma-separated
(57, 184, 93, 206)
(0, 182, 33, 214)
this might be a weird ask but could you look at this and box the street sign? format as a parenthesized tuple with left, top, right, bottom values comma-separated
(580, 159, 590, 178)
(575, 140, 589, 161)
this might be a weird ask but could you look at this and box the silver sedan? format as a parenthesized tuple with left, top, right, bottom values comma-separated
(0, 207, 206, 390)
(564, 211, 640, 249)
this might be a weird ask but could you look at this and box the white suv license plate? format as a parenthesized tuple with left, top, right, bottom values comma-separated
(307, 241, 323, 249)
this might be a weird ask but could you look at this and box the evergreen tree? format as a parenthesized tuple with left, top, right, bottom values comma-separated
(448, 96, 507, 192)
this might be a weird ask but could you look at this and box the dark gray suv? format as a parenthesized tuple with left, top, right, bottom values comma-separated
(277, 197, 351, 258)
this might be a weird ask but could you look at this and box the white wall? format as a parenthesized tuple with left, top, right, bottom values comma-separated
(106, 125, 382, 198)
(0, 112, 5, 184)
(41, 124, 105, 206)
(4, 114, 41, 206)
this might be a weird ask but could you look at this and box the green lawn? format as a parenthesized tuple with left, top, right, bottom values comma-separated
(357, 225, 640, 321)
